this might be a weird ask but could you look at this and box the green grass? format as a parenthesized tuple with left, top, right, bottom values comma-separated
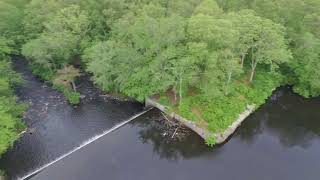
(158, 70, 282, 144)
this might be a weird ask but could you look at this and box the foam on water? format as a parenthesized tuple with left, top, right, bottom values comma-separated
(19, 108, 152, 180)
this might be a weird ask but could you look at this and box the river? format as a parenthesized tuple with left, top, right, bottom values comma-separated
(1, 57, 320, 180)
(0, 57, 143, 179)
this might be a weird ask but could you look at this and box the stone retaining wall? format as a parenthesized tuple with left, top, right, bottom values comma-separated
(146, 98, 255, 144)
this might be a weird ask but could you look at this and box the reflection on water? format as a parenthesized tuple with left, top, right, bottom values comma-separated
(134, 87, 320, 160)
(29, 87, 320, 180)
(133, 110, 212, 161)
(237, 87, 320, 148)
(3, 56, 320, 180)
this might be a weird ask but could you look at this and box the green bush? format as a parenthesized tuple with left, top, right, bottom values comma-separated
(205, 135, 216, 147)
(0, 59, 26, 157)
(64, 90, 81, 105)
(29, 63, 54, 81)
(53, 85, 81, 105)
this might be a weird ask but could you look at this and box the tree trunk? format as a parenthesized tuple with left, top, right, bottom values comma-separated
(249, 68, 255, 83)
(71, 81, 77, 92)
(179, 75, 182, 105)
(250, 61, 257, 83)
(240, 53, 246, 68)
(173, 85, 177, 102)
(249, 48, 256, 83)
(225, 72, 232, 95)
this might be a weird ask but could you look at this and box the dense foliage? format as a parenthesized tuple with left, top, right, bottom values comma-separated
(0, 0, 27, 159)
(1, 0, 319, 144)
(0, 39, 26, 156)
(216, 0, 320, 97)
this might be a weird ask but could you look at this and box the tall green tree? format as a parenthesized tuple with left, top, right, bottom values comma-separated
(0, 0, 26, 46)
(85, 4, 190, 101)
(23, 0, 66, 39)
(291, 33, 320, 97)
(193, 0, 223, 16)
(248, 18, 291, 82)
(22, 5, 90, 72)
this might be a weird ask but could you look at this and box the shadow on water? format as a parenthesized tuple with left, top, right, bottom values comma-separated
(237, 87, 320, 148)
(131, 87, 320, 161)
(131, 110, 214, 161)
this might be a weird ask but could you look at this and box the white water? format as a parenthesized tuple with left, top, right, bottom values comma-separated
(19, 108, 152, 180)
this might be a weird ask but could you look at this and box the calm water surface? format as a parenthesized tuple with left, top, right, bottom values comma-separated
(30, 90, 320, 180)
(1, 58, 320, 180)
(0, 57, 143, 179)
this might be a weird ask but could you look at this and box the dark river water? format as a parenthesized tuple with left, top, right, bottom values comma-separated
(1, 58, 320, 180)
(0, 57, 143, 179)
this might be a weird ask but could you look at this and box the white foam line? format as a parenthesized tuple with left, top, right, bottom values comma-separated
(19, 108, 152, 180)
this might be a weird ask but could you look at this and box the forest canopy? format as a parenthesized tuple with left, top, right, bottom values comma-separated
(0, 0, 319, 145)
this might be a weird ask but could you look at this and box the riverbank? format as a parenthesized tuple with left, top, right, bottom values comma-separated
(146, 71, 282, 145)
(25, 89, 320, 180)
(146, 97, 255, 144)
(0, 56, 26, 158)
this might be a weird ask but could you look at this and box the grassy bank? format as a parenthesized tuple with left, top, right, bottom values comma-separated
(157, 70, 282, 145)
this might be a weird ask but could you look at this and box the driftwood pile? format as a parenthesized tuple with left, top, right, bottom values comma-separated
(159, 112, 190, 141)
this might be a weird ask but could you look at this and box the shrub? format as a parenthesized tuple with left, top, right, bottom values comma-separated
(64, 90, 81, 105)
(29, 63, 54, 81)
(205, 135, 216, 147)
(53, 85, 81, 105)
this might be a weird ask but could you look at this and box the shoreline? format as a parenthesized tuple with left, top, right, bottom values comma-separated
(146, 97, 255, 144)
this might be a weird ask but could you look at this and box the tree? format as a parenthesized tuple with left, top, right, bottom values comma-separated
(157, 46, 198, 104)
(0, 57, 25, 157)
(228, 10, 259, 67)
(22, 32, 78, 71)
(85, 5, 189, 101)
(162, 0, 201, 17)
(0, 59, 22, 86)
(248, 18, 291, 82)
(23, 0, 66, 39)
(291, 33, 320, 97)
(217, 0, 319, 96)
(193, 0, 223, 17)
(218, 49, 242, 95)
(83, 41, 120, 92)
(0, 1, 24, 39)
(200, 52, 225, 98)
(0, 37, 13, 59)
(53, 65, 81, 92)
(22, 5, 90, 72)
(44, 5, 90, 52)
(187, 11, 243, 95)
